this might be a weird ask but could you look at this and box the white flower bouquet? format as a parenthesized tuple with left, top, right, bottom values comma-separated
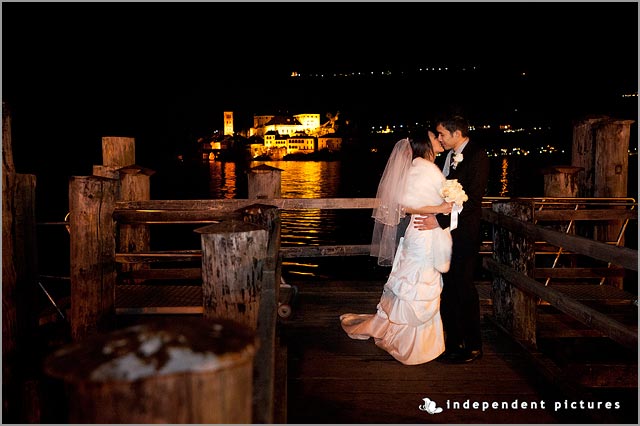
(440, 179, 468, 206)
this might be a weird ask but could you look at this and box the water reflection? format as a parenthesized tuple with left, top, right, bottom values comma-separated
(254, 161, 341, 198)
(500, 158, 510, 197)
(251, 161, 344, 276)
(207, 160, 239, 199)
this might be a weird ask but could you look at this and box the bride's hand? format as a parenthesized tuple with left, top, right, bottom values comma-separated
(439, 201, 453, 214)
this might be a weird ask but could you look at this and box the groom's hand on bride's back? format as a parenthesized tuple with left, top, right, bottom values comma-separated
(413, 215, 440, 231)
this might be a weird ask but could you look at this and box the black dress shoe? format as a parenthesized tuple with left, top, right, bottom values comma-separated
(438, 348, 483, 364)
(435, 345, 464, 363)
(465, 349, 483, 363)
(436, 348, 466, 363)
(435, 351, 451, 362)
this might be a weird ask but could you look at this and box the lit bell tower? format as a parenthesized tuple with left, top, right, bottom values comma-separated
(223, 111, 234, 136)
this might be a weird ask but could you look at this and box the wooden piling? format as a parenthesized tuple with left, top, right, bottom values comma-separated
(572, 116, 606, 198)
(239, 204, 281, 424)
(95, 136, 154, 282)
(68, 176, 118, 341)
(572, 117, 634, 288)
(539, 166, 582, 270)
(571, 115, 634, 198)
(541, 166, 583, 197)
(2, 103, 19, 421)
(195, 219, 268, 330)
(116, 165, 154, 280)
(245, 166, 285, 422)
(595, 119, 634, 288)
(491, 201, 537, 348)
(592, 119, 634, 199)
(44, 318, 256, 423)
(13, 173, 39, 347)
(101, 136, 135, 167)
(2, 103, 41, 422)
(247, 164, 283, 199)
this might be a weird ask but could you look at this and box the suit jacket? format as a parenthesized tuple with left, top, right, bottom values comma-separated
(436, 140, 490, 240)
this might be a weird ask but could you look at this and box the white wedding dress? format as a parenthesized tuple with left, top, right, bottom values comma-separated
(340, 157, 452, 365)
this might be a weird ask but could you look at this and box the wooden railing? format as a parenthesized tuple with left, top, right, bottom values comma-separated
(48, 193, 636, 332)
(112, 196, 637, 264)
(481, 199, 637, 349)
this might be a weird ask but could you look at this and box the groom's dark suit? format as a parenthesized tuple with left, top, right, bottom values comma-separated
(436, 140, 490, 353)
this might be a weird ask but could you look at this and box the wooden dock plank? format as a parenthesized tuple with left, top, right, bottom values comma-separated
(282, 279, 638, 424)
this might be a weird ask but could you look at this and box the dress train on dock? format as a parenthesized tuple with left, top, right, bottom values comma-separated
(340, 158, 451, 365)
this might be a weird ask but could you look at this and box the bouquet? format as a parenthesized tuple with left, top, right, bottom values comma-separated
(440, 179, 468, 206)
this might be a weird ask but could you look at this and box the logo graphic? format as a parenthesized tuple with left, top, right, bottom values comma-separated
(419, 397, 443, 414)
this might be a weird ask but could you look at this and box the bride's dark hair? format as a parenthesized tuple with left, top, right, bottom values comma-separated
(408, 128, 434, 160)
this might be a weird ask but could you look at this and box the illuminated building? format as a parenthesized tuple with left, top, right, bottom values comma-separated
(223, 111, 234, 136)
(237, 112, 343, 158)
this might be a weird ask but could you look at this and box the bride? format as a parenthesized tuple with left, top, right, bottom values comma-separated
(340, 129, 457, 365)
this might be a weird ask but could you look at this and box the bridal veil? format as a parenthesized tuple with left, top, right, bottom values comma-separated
(370, 138, 412, 266)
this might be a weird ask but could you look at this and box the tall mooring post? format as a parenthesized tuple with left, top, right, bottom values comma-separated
(572, 116, 634, 199)
(2, 103, 40, 422)
(68, 176, 118, 341)
(92, 137, 154, 281)
(572, 116, 635, 288)
(239, 204, 282, 424)
(246, 165, 285, 422)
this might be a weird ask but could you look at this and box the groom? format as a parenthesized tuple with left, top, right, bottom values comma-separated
(415, 114, 489, 363)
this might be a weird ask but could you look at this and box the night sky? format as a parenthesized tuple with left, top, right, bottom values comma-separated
(2, 2, 638, 175)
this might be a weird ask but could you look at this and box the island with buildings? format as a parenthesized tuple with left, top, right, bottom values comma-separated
(197, 111, 344, 161)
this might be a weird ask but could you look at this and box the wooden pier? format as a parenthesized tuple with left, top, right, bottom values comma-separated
(3, 112, 638, 423)
(30, 194, 638, 424)
(281, 279, 637, 424)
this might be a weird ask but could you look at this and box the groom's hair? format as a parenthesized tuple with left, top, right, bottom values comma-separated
(437, 115, 470, 138)
(408, 128, 434, 160)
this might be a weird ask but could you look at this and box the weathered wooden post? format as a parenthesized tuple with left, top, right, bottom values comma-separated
(539, 166, 583, 272)
(92, 135, 139, 184)
(572, 116, 607, 198)
(541, 166, 583, 198)
(239, 204, 281, 424)
(101, 136, 135, 167)
(44, 318, 256, 423)
(68, 176, 118, 341)
(246, 164, 285, 422)
(592, 119, 634, 199)
(117, 165, 153, 228)
(572, 116, 634, 288)
(195, 218, 268, 330)
(247, 164, 283, 199)
(491, 200, 537, 348)
(3, 102, 20, 422)
(572, 116, 634, 198)
(115, 165, 154, 280)
(93, 138, 153, 282)
(3, 103, 40, 422)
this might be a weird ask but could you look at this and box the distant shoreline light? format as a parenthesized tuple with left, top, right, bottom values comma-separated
(289, 65, 479, 79)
